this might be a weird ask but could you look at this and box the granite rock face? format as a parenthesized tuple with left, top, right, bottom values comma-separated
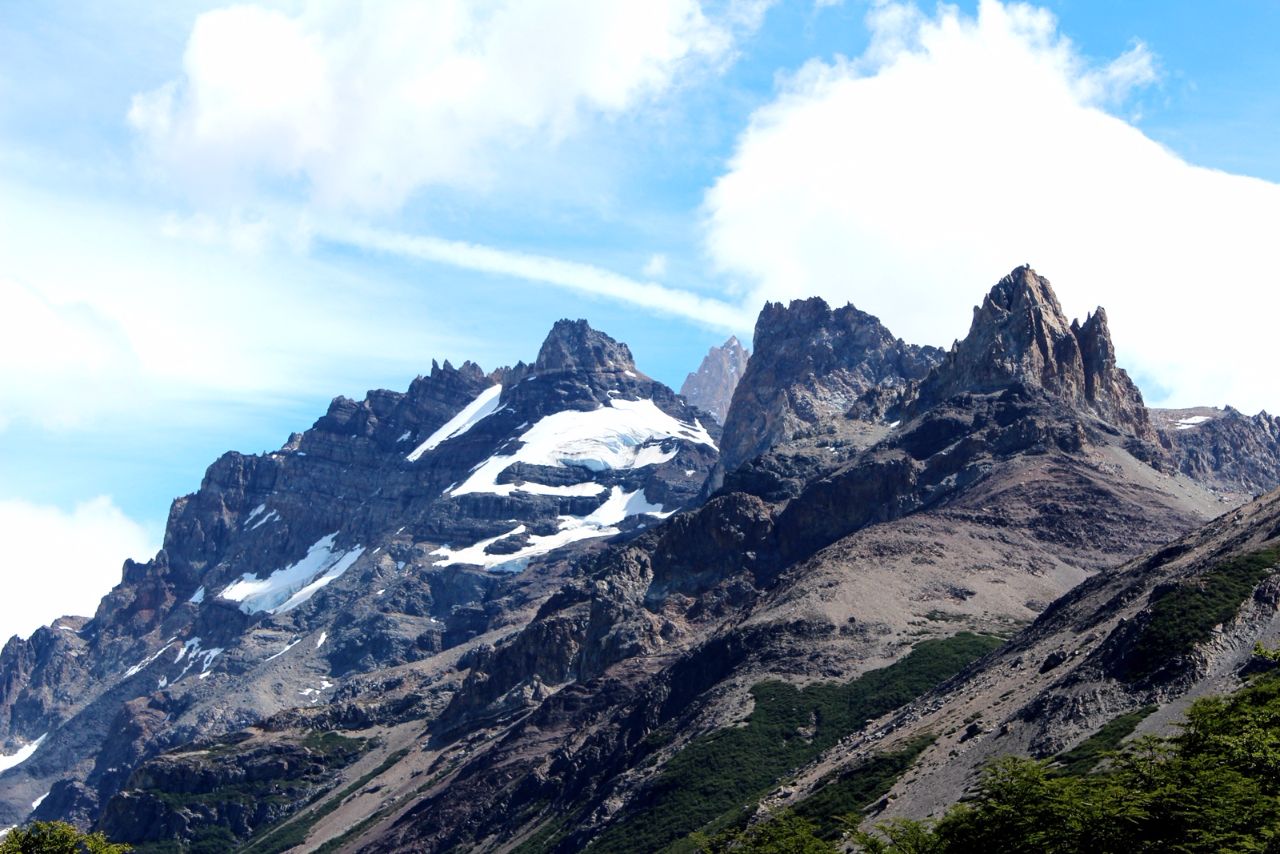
(717, 298, 944, 476)
(680, 336, 750, 424)
(912, 265, 1155, 443)
(1153, 406, 1280, 498)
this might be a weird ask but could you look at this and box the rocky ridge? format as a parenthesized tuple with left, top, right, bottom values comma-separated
(0, 320, 720, 830)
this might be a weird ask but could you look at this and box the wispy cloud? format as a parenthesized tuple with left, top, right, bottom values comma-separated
(323, 222, 754, 332)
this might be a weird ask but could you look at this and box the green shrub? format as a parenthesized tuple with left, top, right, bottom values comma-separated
(589, 633, 1003, 853)
(1051, 706, 1156, 776)
(1123, 548, 1280, 680)
(0, 822, 131, 854)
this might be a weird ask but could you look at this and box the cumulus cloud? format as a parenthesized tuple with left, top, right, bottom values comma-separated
(705, 0, 1280, 413)
(0, 497, 157, 643)
(131, 0, 743, 211)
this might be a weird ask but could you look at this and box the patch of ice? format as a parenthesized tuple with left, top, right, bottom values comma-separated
(243, 504, 267, 527)
(888, 420, 902, 429)
(265, 638, 301, 662)
(315, 632, 327, 649)
(189, 586, 205, 605)
(0, 734, 46, 774)
(397, 430, 412, 443)
(407, 384, 504, 462)
(432, 487, 670, 571)
(1176, 415, 1212, 430)
(624, 370, 637, 377)
(684, 469, 696, 477)
(31, 791, 48, 811)
(449, 398, 714, 498)
(374, 588, 386, 596)
(220, 534, 364, 615)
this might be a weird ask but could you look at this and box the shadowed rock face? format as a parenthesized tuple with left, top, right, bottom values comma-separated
(680, 336, 750, 424)
(913, 265, 1154, 442)
(718, 297, 944, 476)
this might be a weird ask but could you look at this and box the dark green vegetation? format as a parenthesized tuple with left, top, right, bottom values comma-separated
(239, 747, 412, 854)
(588, 633, 1004, 854)
(791, 736, 935, 839)
(849, 669, 1280, 852)
(1122, 547, 1280, 679)
(1051, 705, 1156, 776)
(0, 822, 130, 853)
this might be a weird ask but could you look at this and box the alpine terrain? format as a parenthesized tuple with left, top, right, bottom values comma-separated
(3, 266, 1280, 852)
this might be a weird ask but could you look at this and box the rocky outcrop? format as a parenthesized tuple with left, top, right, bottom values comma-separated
(680, 336, 750, 424)
(718, 298, 943, 476)
(912, 265, 1155, 442)
(1153, 407, 1280, 497)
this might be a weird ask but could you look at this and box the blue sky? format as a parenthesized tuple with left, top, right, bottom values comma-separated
(1, 0, 1278, 639)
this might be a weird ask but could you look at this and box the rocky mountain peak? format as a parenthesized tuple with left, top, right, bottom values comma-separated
(680, 336, 750, 424)
(717, 297, 943, 475)
(915, 265, 1153, 440)
(534, 319, 639, 376)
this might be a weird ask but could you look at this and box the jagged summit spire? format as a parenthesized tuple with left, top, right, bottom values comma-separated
(916, 265, 1153, 439)
(534, 319, 638, 375)
(680, 335, 750, 424)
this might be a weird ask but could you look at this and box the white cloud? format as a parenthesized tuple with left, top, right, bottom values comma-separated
(130, 0, 741, 211)
(643, 253, 669, 278)
(0, 497, 157, 643)
(0, 180, 478, 432)
(327, 222, 752, 332)
(704, 0, 1280, 414)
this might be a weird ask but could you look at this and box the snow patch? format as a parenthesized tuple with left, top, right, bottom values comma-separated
(220, 535, 364, 615)
(189, 586, 205, 604)
(397, 430, 412, 443)
(243, 504, 266, 527)
(1176, 415, 1212, 430)
(449, 398, 714, 498)
(315, 631, 327, 649)
(265, 638, 301, 662)
(125, 639, 177, 678)
(250, 509, 279, 530)
(0, 734, 46, 774)
(432, 487, 670, 571)
(31, 791, 48, 811)
(407, 384, 503, 461)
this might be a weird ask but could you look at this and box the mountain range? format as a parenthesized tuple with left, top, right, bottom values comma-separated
(2, 265, 1279, 852)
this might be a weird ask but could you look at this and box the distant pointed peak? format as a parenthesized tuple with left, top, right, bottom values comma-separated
(534, 318, 637, 375)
